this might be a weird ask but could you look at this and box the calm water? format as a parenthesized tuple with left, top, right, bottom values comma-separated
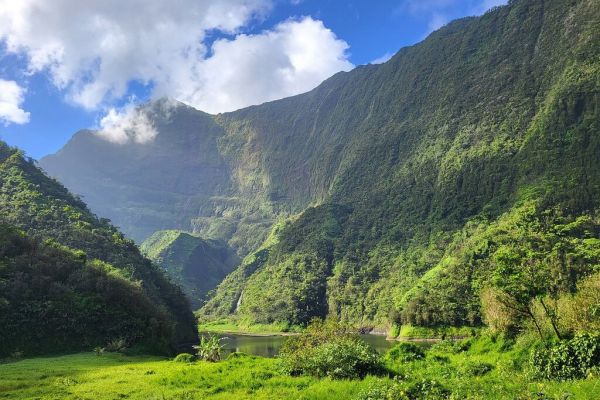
(203, 333, 397, 358)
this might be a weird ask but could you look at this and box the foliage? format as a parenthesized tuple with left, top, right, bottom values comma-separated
(385, 343, 426, 364)
(278, 319, 385, 379)
(462, 361, 494, 377)
(104, 338, 128, 353)
(0, 142, 198, 356)
(194, 334, 224, 362)
(173, 353, 195, 363)
(141, 230, 238, 308)
(556, 272, 600, 334)
(530, 333, 600, 381)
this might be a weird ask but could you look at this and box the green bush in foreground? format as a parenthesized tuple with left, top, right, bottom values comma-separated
(385, 343, 425, 364)
(173, 353, 195, 363)
(194, 334, 224, 362)
(356, 377, 451, 400)
(531, 333, 600, 381)
(279, 319, 385, 379)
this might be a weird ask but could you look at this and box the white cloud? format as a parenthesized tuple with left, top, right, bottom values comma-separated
(169, 17, 353, 114)
(370, 52, 394, 65)
(0, 0, 353, 122)
(0, 79, 30, 125)
(98, 102, 157, 144)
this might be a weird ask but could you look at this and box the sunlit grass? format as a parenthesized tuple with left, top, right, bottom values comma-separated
(2, 335, 600, 400)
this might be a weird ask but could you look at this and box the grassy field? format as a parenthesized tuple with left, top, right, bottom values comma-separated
(2, 335, 600, 399)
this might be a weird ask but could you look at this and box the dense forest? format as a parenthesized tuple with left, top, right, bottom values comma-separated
(140, 230, 238, 308)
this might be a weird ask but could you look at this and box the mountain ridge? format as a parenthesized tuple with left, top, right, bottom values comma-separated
(40, 0, 600, 330)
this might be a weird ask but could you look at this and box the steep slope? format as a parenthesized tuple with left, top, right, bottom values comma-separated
(140, 230, 239, 308)
(201, 0, 600, 328)
(42, 0, 600, 331)
(0, 142, 198, 355)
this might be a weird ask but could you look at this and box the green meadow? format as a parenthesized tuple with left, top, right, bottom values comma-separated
(2, 334, 600, 400)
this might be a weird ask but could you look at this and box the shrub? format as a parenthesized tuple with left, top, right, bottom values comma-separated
(530, 333, 600, 380)
(194, 334, 224, 362)
(430, 339, 471, 354)
(104, 338, 128, 353)
(279, 319, 385, 379)
(173, 353, 195, 363)
(385, 343, 426, 364)
(406, 379, 451, 399)
(463, 361, 494, 376)
(356, 378, 451, 400)
(355, 379, 408, 400)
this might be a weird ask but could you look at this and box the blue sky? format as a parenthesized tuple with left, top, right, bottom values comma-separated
(0, 0, 506, 159)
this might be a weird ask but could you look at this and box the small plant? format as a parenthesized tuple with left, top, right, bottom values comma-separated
(174, 353, 195, 363)
(530, 333, 600, 381)
(355, 379, 408, 400)
(194, 334, 224, 362)
(406, 379, 451, 399)
(94, 346, 104, 356)
(104, 338, 128, 353)
(385, 342, 426, 364)
(9, 350, 24, 360)
(463, 361, 494, 376)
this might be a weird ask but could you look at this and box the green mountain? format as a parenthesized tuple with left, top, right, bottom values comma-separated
(40, 99, 278, 255)
(0, 142, 198, 356)
(140, 230, 239, 308)
(41, 0, 600, 332)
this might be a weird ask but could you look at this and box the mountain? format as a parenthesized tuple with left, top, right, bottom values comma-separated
(40, 99, 281, 255)
(41, 0, 600, 331)
(0, 142, 198, 356)
(140, 230, 239, 308)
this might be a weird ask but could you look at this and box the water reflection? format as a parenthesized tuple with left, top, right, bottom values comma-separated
(202, 333, 397, 358)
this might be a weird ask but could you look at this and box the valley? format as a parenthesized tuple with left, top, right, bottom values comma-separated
(1, 0, 600, 398)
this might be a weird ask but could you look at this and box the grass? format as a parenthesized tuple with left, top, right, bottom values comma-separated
(0, 353, 365, 400)
(2, 335, 600, 399)
(198, 319, 301, 336)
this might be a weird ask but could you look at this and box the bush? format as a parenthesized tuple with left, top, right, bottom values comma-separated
(430, 339, 471, 354)
(194, 334, 224, 362)
(104, 338, 128, 353)
(406, 379, 451, 399)
(530, 333, 600, 380)
(385, 343, 426, 364)
(173, 353, 195, 363)
(356, 378, 451, 400)
(279, 319, 385, 379)
(463, 361, 494, 376)
(355, 379, 408, 400)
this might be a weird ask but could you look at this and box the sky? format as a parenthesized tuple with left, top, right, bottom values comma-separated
(0, 0, 507, 159)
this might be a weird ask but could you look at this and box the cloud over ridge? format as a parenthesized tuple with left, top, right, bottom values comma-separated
(0, 0, 353, 118)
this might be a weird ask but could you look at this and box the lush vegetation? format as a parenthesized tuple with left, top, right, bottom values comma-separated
(0, 142, 198, 356)
(141, 230, 238, 308)
(278, 319, 385, 379)
(199, 0, 600, 332)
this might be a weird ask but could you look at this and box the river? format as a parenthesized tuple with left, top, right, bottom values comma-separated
(203, 333, 397, 358)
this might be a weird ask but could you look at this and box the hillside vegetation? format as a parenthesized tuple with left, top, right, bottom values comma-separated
(141, 230, 238, 308)
(200, 0, 600, 331)
(0, 142, 198, 356)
